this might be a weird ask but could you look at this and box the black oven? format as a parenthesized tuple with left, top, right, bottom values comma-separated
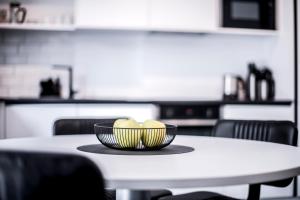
(222, 0, 276, 30)
(158, 104, 220, 136)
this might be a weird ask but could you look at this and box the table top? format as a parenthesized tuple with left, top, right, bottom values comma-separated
(0, 135, 300, 189)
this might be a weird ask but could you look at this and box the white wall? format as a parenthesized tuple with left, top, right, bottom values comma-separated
(0, 0, 294, 101)
(0, 65, 70, 98)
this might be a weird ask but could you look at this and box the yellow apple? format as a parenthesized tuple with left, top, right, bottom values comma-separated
(142, 120, 166, 147)
(113, 119, 142, 148)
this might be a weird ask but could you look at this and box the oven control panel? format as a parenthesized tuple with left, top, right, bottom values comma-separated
(159, 105, 220, 119)
(158, 104, 220, 136)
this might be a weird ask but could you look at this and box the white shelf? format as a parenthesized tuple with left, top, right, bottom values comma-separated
(76, 27, 278, 36)
(0, 23, 75, 31)
(0, 23, 278, 36)
(76, 26, 278, 36)
(215, 28, 278, 36)
(75, 25, 149, 31)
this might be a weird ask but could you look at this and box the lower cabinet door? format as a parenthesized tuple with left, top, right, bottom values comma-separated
(222, 105, 294, 121)
(5, 104, 77, 138)
(77, 104, 159, 122)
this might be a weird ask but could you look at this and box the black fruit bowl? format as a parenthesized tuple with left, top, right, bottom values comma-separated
(94, 123, 177, 151)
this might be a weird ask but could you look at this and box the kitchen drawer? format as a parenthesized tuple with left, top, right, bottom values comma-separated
(5, 104, 77, 138)
(75, 0, 148, 29)
(222, 105, 293, 121)
(77, 104, 159, 122)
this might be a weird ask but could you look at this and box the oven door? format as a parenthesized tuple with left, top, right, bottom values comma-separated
(161, 119, 217, 136)
(222, 0, 276, 30)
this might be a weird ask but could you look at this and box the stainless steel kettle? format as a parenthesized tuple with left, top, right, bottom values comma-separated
(9, 2, 26, 24)
(223, 74, 246, 101)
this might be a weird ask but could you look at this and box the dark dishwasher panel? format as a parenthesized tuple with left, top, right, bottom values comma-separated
(177, 126, 213, 136)
(160, 105, 219, 119)
(158, 104, 220, 136)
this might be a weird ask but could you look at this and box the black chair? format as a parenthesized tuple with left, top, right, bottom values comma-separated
(53, 118, 123, 135)
(0, 151, 106, 200)
(53, 118, 173, 200)
(159, 120, 298, 200)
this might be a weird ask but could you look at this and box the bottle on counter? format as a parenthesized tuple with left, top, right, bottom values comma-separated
(246, 63, 260, 101)
(258, 68, 275, 101)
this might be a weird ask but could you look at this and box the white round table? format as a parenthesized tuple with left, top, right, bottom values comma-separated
(1, 135, 300, 200)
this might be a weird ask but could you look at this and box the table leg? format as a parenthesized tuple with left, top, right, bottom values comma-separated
(247, 184, 260, 200)
(116, 189, 151, 200)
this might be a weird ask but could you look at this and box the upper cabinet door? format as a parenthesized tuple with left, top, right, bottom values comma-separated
(149, 0, 219, 32)
(75, 0, 149, 29)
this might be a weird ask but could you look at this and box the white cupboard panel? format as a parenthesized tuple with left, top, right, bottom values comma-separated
(75, 0, 148, 29)
(6, 104, 77, 138)
(222, 105, 293, 121)
(77, 104, 158, 122)
(149, 0, 219, 31)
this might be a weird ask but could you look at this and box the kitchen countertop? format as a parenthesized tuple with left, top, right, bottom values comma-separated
(0, 98, 293, 106)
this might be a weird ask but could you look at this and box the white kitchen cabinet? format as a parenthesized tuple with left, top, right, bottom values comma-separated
(5, 104, 77, 138)
(75, 0, 149, 29)
(222, 105, 294, 121)
(0, 0, 75, 31)
(5, 103, 158, 138)
(149, 0, 219, 32)
(75, 0, 220, 32)
(77, 104, 158, 122)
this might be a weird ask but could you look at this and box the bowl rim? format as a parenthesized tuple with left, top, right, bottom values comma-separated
(94, 123, 177, 129)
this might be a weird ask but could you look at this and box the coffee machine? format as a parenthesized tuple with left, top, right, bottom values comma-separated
(246, 63, 275, 101)
(9, 2, 26, 23)
(223, 63, 275, 102)
(258, 68, 275, 100)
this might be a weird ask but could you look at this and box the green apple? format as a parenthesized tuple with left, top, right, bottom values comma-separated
(142, 120, 166, 147)
(113, 119, 142, 148)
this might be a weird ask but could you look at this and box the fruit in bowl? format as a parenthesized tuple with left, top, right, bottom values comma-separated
(142, 120, 166, 147)
(113, 119, 143, 148)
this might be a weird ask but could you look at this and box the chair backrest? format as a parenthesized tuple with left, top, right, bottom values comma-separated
(212, 120, 298, 188)
(53, 118, 125, 135)
(213, 120, 297, 146)
(0, 151, 106, 200)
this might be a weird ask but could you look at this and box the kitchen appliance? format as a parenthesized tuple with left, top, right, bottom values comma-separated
(222, 0, 276, 30)
(223, 74, 246, 101)
(40, 78, 61, 98)
(257, 68, 275, 100)
(9, 2, 26, 23)
(158, 104, 220, 136)
(246, 63, 275, 101)
(246, 63, 260, 100)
